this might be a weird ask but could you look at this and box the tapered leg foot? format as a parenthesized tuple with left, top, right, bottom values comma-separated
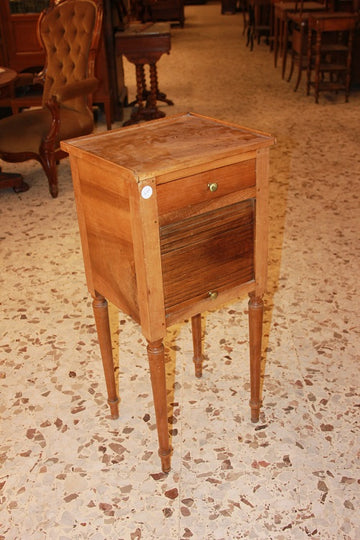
(159, 447, 172, 474)
(248, 293, 264, 423)
(147, 339, 172, 473)
(92, 293, 119, 419)
(191, 314, 203, 378)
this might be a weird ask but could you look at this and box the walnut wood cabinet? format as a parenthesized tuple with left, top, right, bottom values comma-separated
(61, 112, 275, 472)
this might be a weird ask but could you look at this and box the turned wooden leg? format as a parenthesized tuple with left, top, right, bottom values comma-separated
(148, 63, 158, 111)
(149, 62, 174, 106)
(191, 313, 203, 378)
(147, 339, 172, 473)
(92, 293, 119, 419)
(135, 63, 146, 110)
(248, 293, 264, 423)
(140, 64, 147, 101)
(148, 64, 165, 119)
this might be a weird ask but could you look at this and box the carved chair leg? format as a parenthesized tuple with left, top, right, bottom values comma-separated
(40, 148, 58, 198)
(92, 293, 119, 419)
(294, 58, 303, 92)
(147, 339, 172, 473)
(248, 293, 264, 423)
(191, 313, 203, 378)
(287, 56, 295, 83)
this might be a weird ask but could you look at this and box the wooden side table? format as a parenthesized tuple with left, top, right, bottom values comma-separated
(61, 113, 275, 472)
(115, 23, 173, 126)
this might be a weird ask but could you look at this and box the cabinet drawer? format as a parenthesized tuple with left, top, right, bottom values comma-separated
(157, 159, 256, 217)
(160, 199, 255, 314)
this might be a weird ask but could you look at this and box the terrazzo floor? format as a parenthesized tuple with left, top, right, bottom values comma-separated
(1, 2, 360, 539)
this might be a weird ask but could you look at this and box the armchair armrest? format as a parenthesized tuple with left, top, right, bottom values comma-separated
(42, 77, 99, 153)
(52, 78, 99, 102)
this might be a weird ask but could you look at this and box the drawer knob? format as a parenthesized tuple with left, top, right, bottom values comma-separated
(208, 290, 218, 300)
(208, 182, 218, 193)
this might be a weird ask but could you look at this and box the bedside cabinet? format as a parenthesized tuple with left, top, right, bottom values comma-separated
(61, 112, 275, 472)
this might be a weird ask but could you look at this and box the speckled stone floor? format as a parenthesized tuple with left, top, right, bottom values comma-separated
(1, 3, 360, 539)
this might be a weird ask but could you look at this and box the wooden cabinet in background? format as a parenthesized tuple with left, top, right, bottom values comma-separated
(140, 0, 185, 26)
(150, 0, 184, 26)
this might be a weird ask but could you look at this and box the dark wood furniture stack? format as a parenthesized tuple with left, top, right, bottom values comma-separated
(272, 0, 328, 67)
(273, 0, 360, 95)
(221, 0, 238, 14)
(61, 112, 275, 473)
(283, 0, 360, 92)
(306, 11, 358, 101)
(282, 3, 329, 90)
(0, 0, 126, 128)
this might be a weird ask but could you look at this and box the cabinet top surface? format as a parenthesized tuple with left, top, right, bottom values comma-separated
(61, 113, 275, 180)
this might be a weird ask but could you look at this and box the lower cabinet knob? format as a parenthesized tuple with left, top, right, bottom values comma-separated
(208, 182, 218, 192)
(208, 291, 218, 300)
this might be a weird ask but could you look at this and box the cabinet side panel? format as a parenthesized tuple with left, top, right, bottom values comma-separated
(74, 158, 139, 321)
(69, 155, 95, 294)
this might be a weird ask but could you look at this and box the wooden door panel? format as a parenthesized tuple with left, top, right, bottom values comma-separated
(160, 199, 255, 313)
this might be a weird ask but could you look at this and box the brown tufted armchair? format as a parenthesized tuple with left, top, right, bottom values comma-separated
(0, 0, 103, 198)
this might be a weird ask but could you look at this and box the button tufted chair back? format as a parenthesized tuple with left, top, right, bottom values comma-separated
(0, 0, 103, 198)
(40, 0, 99, 114)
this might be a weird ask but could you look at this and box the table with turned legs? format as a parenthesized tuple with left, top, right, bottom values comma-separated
(115, 22, 173, 126)
(61, 112, 275, 473)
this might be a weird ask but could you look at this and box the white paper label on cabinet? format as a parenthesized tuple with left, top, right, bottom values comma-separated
(141, 185, 153, 200)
